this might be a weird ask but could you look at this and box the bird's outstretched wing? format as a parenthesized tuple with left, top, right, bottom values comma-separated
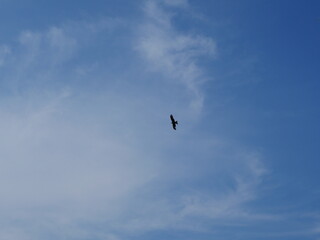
(170, 114, 175, 122)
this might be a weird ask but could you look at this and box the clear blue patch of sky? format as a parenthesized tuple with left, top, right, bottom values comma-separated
(188, 0, 320, 193)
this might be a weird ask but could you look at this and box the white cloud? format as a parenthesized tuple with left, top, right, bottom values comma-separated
(17, 27, 77, 69)
(136, 0, 216, 114)
(163, 0, 188, 7)
(0, 45, 10, 66)
(0, 19, 160, 240)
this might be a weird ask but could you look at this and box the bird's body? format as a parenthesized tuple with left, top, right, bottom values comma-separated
(170, 114, 178, 130)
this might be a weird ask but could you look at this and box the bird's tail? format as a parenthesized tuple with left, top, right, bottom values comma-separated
(175, 121, 178, 125)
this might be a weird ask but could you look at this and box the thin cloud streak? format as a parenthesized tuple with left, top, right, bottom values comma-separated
(136, 0, 216, 113)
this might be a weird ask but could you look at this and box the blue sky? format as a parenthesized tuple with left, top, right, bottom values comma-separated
(0, 0, 319, 239)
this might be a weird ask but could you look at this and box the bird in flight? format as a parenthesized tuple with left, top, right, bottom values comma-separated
(170, 114, 178, 130)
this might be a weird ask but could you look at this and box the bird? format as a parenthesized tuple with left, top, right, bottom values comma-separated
(170, 114, 178, 130)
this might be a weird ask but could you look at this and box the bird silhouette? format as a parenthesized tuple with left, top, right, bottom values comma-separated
(170, 114, 178, 130)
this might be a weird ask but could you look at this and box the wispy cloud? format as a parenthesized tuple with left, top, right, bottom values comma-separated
(113, 150, 271, 235)
(0, 45, 10, 67)
(136, 0, 216, 113)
